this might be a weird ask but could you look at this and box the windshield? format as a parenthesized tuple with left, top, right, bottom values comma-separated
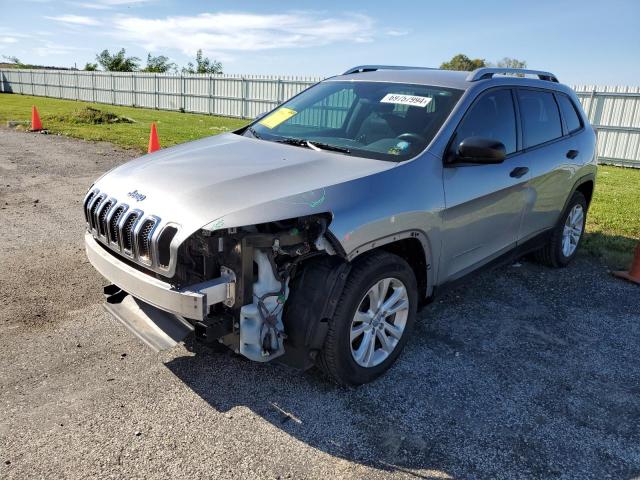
(243, 81, 463, 161)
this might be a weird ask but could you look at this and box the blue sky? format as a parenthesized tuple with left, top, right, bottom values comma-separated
(1, 0, 638, 85)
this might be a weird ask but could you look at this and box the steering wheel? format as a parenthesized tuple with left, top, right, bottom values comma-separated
(396, 132, 426, 145)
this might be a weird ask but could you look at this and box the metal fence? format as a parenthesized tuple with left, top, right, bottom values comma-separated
(0, 69, 322, 119)
(572, 86, 640, 168)
(1, 69, 638, 167)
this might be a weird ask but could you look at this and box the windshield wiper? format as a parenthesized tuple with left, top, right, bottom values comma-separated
(276, 137, 351, 154)
(247, 126, 262, 139)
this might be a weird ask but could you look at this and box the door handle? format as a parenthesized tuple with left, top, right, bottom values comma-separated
(510, 167, 529, 178)
(566, 149, 579, 159)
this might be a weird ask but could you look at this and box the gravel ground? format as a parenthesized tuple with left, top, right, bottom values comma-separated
(1, 127, 639, 480)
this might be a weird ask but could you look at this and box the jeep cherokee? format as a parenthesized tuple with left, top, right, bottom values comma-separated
(84, 65, 596, 385)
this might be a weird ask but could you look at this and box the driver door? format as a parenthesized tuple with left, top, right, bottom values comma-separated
(440, 88, 530, 281)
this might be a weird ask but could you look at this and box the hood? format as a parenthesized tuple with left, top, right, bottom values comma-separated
(93, 133, 396, 239)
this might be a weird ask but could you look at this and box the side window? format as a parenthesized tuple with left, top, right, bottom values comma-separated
(518, 90, 562, 148)
(556, 93, 583, 134)
(455, 89, 517, 154)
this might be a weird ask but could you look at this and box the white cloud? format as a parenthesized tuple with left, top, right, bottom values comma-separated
(33, 41, 90, 57)
(70, 0, 153, 9)
(385, 29, 410, 37)
(111, 12, 374, 56)
(45, 14, 101, 26)
(0, 37, 19, 44)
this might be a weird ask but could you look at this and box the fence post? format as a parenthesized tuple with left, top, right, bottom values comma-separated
(587, 89, 596, 122)
(132, 73, 137, 107)
(155, 74, 159, 110)
(91, 71, 95, 103)
(277, 78, 284, 105)
(111, 73, 116, 105)
(44, 71, 48, 97)
(208, 75, 212, 115)
(241, 77, 247, 119)
(181, 74, 185, 112)
(75, 71, 79, 100)
(58, 71, 62, 98)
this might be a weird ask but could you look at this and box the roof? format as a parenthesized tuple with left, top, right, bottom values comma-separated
(326, 66, 568, 93)
(328, 68, 472, 90)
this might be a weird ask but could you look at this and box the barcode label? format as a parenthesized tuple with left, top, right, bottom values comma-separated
(380, 93, 432, 108)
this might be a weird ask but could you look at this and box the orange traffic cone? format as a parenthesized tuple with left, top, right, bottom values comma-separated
(148, 122, 160, 153)
(613, 243, 640, 285)
(30, 105, 43, 132)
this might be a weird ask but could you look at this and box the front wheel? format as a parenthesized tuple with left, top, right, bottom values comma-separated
(534, 191, 587, 268)
(318, 251, 417, 385)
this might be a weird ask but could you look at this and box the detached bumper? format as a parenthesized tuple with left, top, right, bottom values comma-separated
(85, 232, 234, 320)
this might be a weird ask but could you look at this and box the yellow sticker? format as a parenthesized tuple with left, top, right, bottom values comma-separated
(258, 107, 297, 129)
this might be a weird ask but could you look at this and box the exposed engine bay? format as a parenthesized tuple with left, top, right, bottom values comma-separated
(173, 214, 341, 364)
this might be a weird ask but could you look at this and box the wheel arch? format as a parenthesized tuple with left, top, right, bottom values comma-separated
(560, 172, 596, 220)
(346, 230, 434, 300)
(575, 178, 595, 207)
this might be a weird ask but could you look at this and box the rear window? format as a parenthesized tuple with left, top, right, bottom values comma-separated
(518, 90, 562, 148)
(556, 93, 583, 133)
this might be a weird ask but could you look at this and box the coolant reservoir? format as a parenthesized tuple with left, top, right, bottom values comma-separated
(239, 249, 287, 362)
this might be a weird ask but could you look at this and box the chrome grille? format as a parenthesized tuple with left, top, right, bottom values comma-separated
(83, 190, 96, 224)
(108, 205, 127, 245)
(88, 193, 105, 230)
(97, 199, 114, 238)
(121, 211, 140, 254)
(136, 218, 157, 264)
(83, 189, 174, 273)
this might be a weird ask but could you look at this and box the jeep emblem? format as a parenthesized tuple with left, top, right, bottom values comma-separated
(127, 190, 146, 202)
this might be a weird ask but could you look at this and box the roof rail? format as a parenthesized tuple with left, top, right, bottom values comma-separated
(342, 65, 435, 75)
(467, 67, 559, 83)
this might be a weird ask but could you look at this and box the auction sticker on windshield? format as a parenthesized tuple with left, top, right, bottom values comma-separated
(380, 93, 432, 108)
(259, 107, 298, 129)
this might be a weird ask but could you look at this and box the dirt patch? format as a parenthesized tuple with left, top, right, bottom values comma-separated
(0, 127, 135, 329)
(48, 106, 135, 125)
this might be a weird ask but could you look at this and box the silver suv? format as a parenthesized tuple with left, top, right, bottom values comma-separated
(84, 66, 596, 385)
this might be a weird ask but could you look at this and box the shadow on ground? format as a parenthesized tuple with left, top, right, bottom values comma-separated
(582, 231, 638, 270)
(165, 256, 640, 479)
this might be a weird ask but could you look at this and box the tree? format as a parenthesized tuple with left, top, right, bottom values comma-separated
(95, 48, 140, 72)
(2, 55, 21, 65)
(182, 49, 223, 74)
(440, 54, 487, 71)
(496, 57, 527, 69)
(84, 62, 98, 71)
(143, 53, 176, 73)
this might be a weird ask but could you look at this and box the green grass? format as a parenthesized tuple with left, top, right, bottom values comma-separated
(583, 165, 640, 268)
(0, 93, 247, 151)
(1, 93, 638, 267)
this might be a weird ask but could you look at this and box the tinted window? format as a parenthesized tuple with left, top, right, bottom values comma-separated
(518, 90, 562, 148)
(556, 93, 582, 133)
(455, 89, 517, 154)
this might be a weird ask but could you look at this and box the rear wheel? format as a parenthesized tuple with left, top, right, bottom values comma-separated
(534, 191, 587, 268)
(318, 251, 417, 385)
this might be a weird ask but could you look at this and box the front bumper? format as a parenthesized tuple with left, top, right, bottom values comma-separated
(85, 232, 234, 320)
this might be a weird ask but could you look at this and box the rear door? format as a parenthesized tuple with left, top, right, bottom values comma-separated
(515, 88, 579, 241)
(440, 88, 530, 281)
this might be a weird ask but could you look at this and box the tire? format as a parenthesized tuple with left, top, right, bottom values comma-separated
(318, 251, 418, 385)
(534, 191, 587, 268)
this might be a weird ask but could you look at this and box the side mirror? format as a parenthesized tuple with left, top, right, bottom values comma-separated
(454, 136, 506, 164)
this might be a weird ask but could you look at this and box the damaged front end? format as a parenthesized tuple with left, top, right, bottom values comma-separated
(100, 213, 348, 368)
